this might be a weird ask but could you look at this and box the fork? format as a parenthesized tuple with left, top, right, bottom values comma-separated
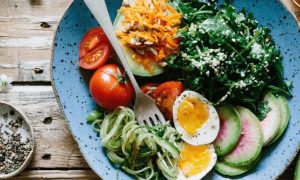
(83, 0, 166, 126)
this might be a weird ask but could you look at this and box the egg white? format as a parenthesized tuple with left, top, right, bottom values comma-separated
(176, 144, 217, 180)
(173, 91, 220, 146)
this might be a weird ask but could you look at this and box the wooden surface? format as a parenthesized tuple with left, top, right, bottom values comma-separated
(0, 0, 299, 179)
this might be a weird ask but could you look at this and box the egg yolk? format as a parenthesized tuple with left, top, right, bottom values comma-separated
(179, 143, 212, 177)
(177, 97, 209, 135)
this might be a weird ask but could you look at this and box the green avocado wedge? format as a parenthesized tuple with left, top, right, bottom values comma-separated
(113, 14, 164, 77)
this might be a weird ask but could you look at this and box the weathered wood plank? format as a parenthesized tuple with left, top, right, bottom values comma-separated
(0, 47, 52, 82)
(0, 86, 90, 169)
(0, 0, 72, 82)
(11, 170, 98, 179)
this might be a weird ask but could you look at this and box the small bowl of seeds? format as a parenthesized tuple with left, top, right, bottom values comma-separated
(0, 101, 34, 179)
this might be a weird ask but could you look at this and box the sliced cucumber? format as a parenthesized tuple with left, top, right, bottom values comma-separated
(213, 104, 242, 157)
(215, 153, 261, 176)
(222, 106, 263, 167)
(259, 92, 281, 146)
(113, 13, 164, 77)
(268, 95, 290, 145)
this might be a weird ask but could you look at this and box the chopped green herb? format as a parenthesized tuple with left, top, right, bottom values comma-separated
(257, 101, 271, 120)
(166, 0, 291, 110)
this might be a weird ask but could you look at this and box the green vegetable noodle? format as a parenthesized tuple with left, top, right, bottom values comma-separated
(167, 0, 291, 112)
(91, 107, 182, 180)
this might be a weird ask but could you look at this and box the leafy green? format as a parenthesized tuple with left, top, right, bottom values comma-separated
(166, 0, 291, 110)
(257, 101, 271, 120)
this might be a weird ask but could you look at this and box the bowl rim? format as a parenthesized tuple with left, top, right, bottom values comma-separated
(49, 1, 103, 179)
(0, 101, 35, 179)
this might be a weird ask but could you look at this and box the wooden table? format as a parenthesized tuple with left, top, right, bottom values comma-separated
(0, 0, 299, 179)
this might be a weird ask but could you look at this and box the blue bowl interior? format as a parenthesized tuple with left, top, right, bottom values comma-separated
(52, 0, 300, 179)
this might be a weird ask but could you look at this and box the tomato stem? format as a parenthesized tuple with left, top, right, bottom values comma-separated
(106, 68, 129, 91)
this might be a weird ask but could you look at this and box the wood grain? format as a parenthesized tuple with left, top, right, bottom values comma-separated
(0, 86, 89, 169)
(0, 0, 72, 82)
(11, 170, 97, 179)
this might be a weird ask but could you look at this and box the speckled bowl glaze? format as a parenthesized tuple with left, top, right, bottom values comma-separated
(51, 0, 300, 179)
(0, 101, 34, 179)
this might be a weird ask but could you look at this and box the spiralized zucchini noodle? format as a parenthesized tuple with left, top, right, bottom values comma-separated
(92, 107, 182, 180)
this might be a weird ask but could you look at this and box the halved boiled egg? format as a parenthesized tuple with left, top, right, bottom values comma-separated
(173, 91, 220, 145)
(177, 143, 217, 180)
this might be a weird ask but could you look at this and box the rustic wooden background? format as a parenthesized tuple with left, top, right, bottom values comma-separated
(0, 0, 299, 179)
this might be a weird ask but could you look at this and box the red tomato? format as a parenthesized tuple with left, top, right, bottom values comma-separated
(89, 64, 134, 110)
(79, 27, 109, 58)
(153, 81, 183, 120)
(79, 44, 110, 70)
(79, 27, 110, 70)
(140, 83, 160, 97)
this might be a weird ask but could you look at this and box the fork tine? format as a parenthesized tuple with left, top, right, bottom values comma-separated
(150, 116, 158, 125)
(155, 112, 166, 125)
(143, 118, 152, 126)
(134, 92, 167, 126)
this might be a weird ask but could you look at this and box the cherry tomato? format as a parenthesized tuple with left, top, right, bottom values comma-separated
(79, 44, 110, 70)
(79, 28, 111, 70)
(79, 27, 109, 58)
(153, 81, 183, 120)
(89, 64, 134, 110)
(140, 83, 160, 98)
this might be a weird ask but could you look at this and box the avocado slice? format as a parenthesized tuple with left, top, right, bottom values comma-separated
(113, 13, 164, 77)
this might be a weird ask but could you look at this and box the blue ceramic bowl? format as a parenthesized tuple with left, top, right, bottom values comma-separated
(51, 0, 300, 179)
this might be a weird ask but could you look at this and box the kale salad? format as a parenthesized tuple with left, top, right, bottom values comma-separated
(166, 0, 291, 112)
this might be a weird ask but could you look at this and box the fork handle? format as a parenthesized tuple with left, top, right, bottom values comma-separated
(84, 0, 141, 94)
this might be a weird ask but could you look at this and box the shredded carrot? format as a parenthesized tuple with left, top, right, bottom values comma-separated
(116, 0, 181, 73)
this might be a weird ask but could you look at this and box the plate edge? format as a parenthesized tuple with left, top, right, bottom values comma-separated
(49, 1, 102, 179)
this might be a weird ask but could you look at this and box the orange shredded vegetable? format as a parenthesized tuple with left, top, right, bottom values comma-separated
(116, 0, 182, 74)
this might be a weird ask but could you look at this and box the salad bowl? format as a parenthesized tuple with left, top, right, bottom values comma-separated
(51, 0, 300, 179)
